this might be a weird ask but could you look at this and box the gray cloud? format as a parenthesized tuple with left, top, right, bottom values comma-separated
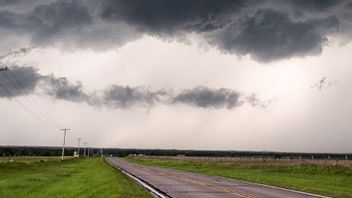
(244, 94, 272, 108)
(102, 86, 268, 110)
(0, 47, 33, 60)
(0, 0, 350, 62)
(0, 66, 267, 109)
(173, 86, 240, 109)
(0, 65, 165, 107)
(0, 66, 41, 98)
(102, 85, 169, 108)
(40, 76, 88, 102)
(0, 65, 88, 102)
(311, 77, 334, 90)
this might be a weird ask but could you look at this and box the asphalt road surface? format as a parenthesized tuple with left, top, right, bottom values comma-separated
(106, 157, 328, 198)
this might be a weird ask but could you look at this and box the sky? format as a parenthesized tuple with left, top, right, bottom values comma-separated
(0, 0, 351, 152)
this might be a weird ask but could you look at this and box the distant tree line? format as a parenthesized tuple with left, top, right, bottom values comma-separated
(0, 146, 351, 160)
(0, 146, 101, 157)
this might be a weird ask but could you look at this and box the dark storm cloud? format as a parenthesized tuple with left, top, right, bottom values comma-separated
(0, 0, 91, 45)
(0, 0, 20, 6)
(173, 86, 240, 109)
(210, 9, 339, 62)
(348, 1, 352, 7)
(98, 0, 347, 61)
(289, 0, 343, 11)
(0, 10, 42, 32)
(99, 0, 249, 34)
(29, 0, 91, 43)
(0, 0, 350, 62)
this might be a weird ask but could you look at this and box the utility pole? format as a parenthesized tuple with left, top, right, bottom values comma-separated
(87, 146, 90, 157)
(83, 142, 87, 157)
(60, 128, 70, 160)
(76, 138, 82, 157)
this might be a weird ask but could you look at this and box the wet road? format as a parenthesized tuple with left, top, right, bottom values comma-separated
(106, 157, 328, 198)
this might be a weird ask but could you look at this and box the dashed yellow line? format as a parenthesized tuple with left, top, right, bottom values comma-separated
(176, 175, 256, 198)
(143, 167, 256, 198)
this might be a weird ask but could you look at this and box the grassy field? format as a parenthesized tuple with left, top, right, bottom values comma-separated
(127, 156, 352, 198)
(0, 157, 152, 198)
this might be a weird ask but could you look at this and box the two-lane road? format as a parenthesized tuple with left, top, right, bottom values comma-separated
(106, 157, 328, 198)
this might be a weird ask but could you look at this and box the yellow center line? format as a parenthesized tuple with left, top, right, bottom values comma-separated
(142, 167, 256, 198)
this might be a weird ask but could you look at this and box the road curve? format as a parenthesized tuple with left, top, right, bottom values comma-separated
(106, 157, 329, 198)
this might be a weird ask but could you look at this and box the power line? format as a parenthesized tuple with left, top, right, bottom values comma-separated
(6, 69, 65, 128)
(7, 69, 65, 127)
(0, 72, 58, 130)
(0, 81, 58, 131)
(1, 66, 73, 157)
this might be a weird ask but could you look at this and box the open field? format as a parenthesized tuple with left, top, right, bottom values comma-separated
(0, 157, 152, 198)
(127, 156, 352, 198)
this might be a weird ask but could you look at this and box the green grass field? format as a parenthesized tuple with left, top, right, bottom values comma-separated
(0, 157, 152, 198)
(127, 157, 352, 198)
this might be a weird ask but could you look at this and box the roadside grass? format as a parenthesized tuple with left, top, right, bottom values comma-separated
(0, 157, 152, 198)
(126, 157, 352, 198)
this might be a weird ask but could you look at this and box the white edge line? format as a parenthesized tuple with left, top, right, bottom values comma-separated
(123, 160, 331, 198)
(215, 175, 331, 198)
(105, 158, 168, 198)
(107, 157, 330, 198)
(165, 167, 331, 198)
(244, 181, 331, 198)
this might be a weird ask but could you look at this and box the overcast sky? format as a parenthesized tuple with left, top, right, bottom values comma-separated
(0, 0, 351, 152)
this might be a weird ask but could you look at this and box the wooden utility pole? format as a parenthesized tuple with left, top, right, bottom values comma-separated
(60, 128, 70, 160)
(76, 138, 82, 157)
(83, 142, 87, 157)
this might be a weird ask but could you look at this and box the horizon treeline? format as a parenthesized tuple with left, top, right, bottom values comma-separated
(0, 146, 351, 160)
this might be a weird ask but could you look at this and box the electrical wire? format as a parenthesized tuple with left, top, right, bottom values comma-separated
(0, 82, 58, 131)
(7, 69, 65, 128)
(1, 72, 60, 130)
